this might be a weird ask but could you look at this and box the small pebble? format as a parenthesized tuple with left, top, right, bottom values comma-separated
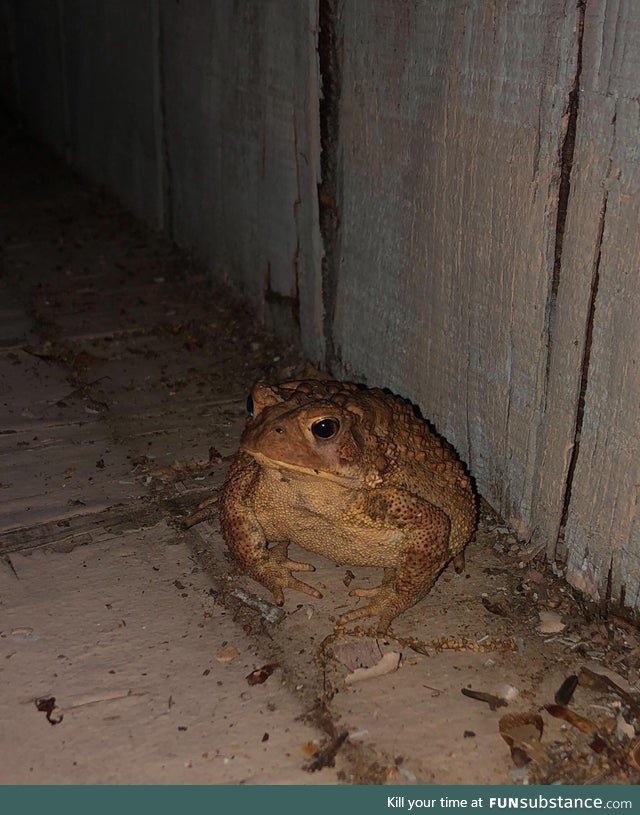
(538, 610, 566, 634)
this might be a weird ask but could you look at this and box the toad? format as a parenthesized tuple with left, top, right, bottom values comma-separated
(220, 380, 477, 632)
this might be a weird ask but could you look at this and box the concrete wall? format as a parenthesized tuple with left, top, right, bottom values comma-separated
(2, 0, 640, 612)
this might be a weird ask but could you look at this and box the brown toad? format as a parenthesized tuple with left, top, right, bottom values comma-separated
(220, 379, 477, 632)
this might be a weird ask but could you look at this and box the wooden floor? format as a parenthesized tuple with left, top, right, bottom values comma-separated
(0, 118, 341, 784)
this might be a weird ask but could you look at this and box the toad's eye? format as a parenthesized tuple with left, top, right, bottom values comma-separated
(246, 394, 254, 417)
(311, 418, 340, 439)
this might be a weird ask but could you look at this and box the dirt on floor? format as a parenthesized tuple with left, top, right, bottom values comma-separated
(2, 118, 640, 785)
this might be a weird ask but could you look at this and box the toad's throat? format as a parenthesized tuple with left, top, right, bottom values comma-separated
(241, 446, 361, 486)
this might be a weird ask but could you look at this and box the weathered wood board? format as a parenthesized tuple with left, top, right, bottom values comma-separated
(332, 1, 581, 536)
(0, 0, 17, 111)
(4, 0, 163, 225)
(557, 1, 640, 605)
(159, 0, 323, 354)
(61, 0, 163, 225)
(3, 0, 66, 154)
(0, 350, 140, 533)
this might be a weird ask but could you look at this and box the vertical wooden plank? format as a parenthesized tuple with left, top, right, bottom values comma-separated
(295, 1, 325, 362)
(61, 0, 163, 226)
(160, 0, 323, 353)
(332, 0, 580, 534)
(0, 0, 19, 112)
(558, 1, 640, 606)
(8, 0, 66, 154)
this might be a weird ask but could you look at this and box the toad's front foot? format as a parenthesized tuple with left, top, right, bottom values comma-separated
(251, 542, 322, 606)
(337, 583, 413, 635)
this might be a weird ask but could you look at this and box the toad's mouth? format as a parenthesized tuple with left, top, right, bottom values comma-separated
(241, 446, 360, 486)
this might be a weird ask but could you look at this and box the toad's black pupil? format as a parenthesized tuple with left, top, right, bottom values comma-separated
(246, 394, 254, 417)
(311, 418, 339, 439)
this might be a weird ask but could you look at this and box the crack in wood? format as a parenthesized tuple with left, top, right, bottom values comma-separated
(156, 2, 173, 237)
(291, 109, 302, 322)
(317, 0, 343, 372)
(558, 188, 608, 550)
(543, 0, 586, 410)
(0, 488, 211, 555)
(542, 1, 593, 563)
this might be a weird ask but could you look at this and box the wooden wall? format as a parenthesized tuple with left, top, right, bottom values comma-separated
(327, 0, 640, 609)
(332, 0, 580, 536)
(159, 1, 323, 350)
(555, 1, 640, 606)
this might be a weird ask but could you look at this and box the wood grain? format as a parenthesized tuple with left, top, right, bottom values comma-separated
(559, 1, 640, 605)
(332, 1, 581, 537)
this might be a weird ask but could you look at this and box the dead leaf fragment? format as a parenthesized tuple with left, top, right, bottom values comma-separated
(345, 651, 401, 684)
(499, 712, 544, 767)
(579, 666, 640, 716)
(11, 627, 35, 639)
(538, 609, 566, 634)
(72, 351, 104, 369)
(616, 711, 635, 742)
(544, 704, 598, 735)
(246, 662, 279, 685)
(35, 696, 64, 725)
(304, 730, 348, 772)
(215, 645, 239, 664)
(482, 597, 508, 616)
(331, 637, 384, 672)
(554, 674, 579, 706)
(628, 741, 640, 770)
(461, 687, 507, 710)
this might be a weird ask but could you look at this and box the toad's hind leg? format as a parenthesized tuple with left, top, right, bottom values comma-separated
(348, 568, 396, 599)
(338, 493, 451, 633)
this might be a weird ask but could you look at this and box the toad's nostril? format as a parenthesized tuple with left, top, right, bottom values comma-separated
(275, 426, 284, 434)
